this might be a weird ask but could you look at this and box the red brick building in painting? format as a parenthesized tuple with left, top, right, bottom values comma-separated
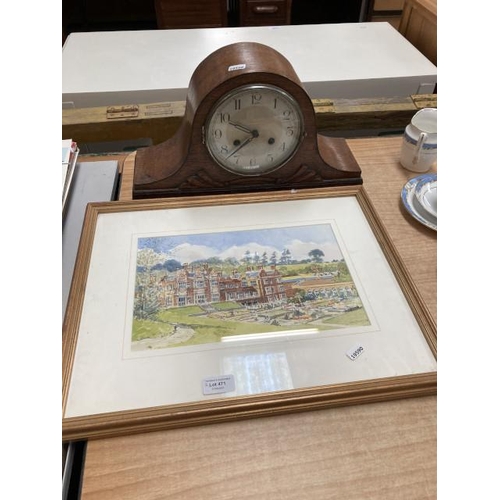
(156, 264, 293, 309)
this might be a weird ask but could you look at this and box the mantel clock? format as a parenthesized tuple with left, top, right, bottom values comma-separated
(133, 42, 362, 198)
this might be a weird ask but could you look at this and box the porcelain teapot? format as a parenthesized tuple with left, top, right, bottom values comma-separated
(400, 108, 437, 172)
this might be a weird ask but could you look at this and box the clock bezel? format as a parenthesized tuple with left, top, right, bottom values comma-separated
(204, 83, 305, 176)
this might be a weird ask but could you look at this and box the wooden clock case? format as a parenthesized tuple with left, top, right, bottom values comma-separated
(133, 42, 362, 199)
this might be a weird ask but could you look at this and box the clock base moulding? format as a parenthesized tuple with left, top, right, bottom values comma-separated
(133, 42, 362, 199)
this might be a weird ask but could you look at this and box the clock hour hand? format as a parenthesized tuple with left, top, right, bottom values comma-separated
(228, 121, 254, 135)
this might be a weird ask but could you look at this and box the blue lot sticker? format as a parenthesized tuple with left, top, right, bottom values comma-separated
(202, 375, 236, 395)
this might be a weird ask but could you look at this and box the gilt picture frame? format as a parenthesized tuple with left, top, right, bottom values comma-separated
(62, 186, 437, 441)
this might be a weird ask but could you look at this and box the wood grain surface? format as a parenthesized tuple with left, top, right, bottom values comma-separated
(82, 396, 436, 500)
(81, 136, 437, 500)
(62, 95, 436, 148)
(348, 137, 436, 319)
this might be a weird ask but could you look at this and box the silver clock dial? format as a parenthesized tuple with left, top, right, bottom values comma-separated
(205, 85, 304, 175)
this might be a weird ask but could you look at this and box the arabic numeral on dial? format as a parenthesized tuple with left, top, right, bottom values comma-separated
(234, 99, 241, 110)
(286, 127, 294, 136)
(220, 145, 229, 154)
(251, 94, 262, 105)
(282, 110, 291, 120)
(219, 113, 230, 123)
(267, 154, 274, 163)
(249, 158, 257, 166)
(214, 129, 222, 139)
(281, 142, 287, 151)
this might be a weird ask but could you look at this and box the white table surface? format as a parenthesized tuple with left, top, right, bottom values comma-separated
(62, 23, 437, 108)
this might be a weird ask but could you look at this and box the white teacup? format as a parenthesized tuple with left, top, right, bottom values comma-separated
(400, 108, 437, 173)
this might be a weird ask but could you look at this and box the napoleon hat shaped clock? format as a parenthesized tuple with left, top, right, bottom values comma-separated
(133, 42, 362, 198)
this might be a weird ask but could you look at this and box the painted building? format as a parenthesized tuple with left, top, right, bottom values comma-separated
(155, 264, 293, 308)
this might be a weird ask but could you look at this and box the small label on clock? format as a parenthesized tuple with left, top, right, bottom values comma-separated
(202, 375, 236, 395)
(228, 64, 246, 72)
(346, 344, 365, 361)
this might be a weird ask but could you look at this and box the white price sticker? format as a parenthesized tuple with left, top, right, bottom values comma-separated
(228, 64, 246, 72)
(202, 375, 236, 395)
(346, 344, 365, 361)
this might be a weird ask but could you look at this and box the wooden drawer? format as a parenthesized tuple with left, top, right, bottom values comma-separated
(373, 0, 404, 11)
(240, 0, 291, 26)
(155, 0, 227, 29)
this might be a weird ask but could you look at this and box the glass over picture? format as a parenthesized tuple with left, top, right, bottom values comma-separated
(131, 223, 370, 351)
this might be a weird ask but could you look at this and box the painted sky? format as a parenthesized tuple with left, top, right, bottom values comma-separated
(137, 223, 344, 263)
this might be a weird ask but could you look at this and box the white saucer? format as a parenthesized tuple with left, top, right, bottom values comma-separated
(415, 174, 437, 218)
(401, 175, 437, 231)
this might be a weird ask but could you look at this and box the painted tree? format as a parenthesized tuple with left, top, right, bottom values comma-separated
(242, 250, 252, 266)
(280, 248, 292, 264)
(134, 247, 166, 320)
(270, 251, 278, 266)
(134, 283, 160, 320)
(337, 260, 349, 277)
(224, 257, 240, 267)
(136, 247, 167, 270)
(253, 252, 260, 265)
(308, 248, 325, 263)
(261, 251, 268, 267)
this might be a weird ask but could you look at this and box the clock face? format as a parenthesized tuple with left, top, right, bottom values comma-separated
(204, 84, 304, 175)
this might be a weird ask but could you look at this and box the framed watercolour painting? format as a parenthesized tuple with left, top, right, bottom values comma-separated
(62, 186, 437, 441)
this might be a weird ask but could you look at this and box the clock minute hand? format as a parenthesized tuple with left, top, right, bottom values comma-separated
(226, 136, 254, 159)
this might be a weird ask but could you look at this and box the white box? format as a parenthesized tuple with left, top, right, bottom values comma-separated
(62, 23, 436, 109)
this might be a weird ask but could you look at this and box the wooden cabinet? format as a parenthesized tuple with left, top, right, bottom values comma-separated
(63, 0, 370, 38)
(154, 0, 227, 29)
(154, 0, 291, 28)
(63, 0, 157, 34)
(367, 0, 403, 29)
(291, 0, 365, 24)
(398, 0, 436, 65)
(239, 0, 292, 26)
(373, 0, 403, 10)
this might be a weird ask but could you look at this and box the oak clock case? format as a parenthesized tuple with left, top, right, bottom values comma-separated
(133, 42, 362, 199)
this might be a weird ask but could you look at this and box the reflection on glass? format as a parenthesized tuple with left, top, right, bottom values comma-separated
(221, 328, 318, 342)
(130, 223, 370, 352)
(223, 352, 294, 396)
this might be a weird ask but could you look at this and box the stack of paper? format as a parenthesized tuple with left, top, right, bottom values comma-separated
(62, 139, 79, 212)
